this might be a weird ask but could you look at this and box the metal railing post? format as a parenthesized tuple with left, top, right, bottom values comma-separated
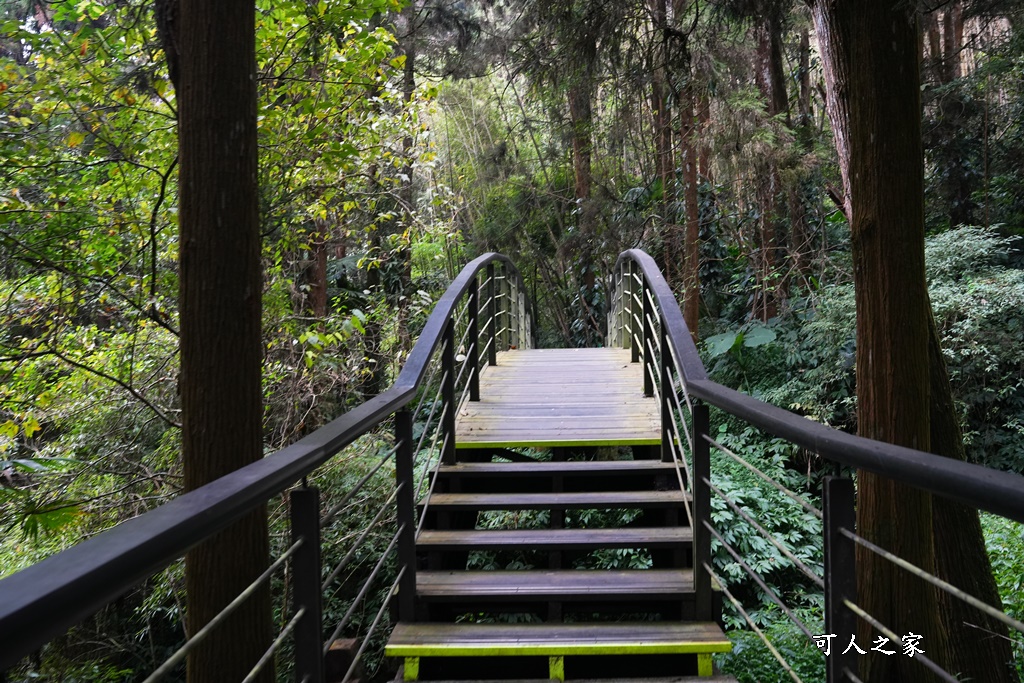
(395, 409, 417, 622)
(629, 261, 639, 358)
(642, 276, 654, 397)
(501, 268, 510, 352)
(510, 274, 519, 350)
(486, 263, 497, 366)
(468, 278, 480, 402)
(615, 265, 624, 348)
(660, 320, 673, 463)
(442, 319, 457, 465)
(693, 402, 713, 621)
(824, 476, 857, 683)
(291, 486, 324, 683)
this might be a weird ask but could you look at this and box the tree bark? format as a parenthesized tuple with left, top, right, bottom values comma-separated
(648, 0, 676, 283)
(679, 78, 700, 342)
(810, 3, 948, 680)
(927, 309, 1019, 682)
(751, 12, 787, 321)
(178, 0, 272, 681)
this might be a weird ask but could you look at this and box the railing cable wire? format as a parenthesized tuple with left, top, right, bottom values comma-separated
(704, 520, 817, 641)
(842, 599, 959, 683)
(142, 539, 303, 683)
(322, 489, 398, 591)
(241, 607, 305, 683)
(341, 567, 405, 683)
(324, 523, 403, 650)
(840, 527, 1024, 634)
(706, 478, 824, 589)
(705, 435, 823, 521)
(704, 562, 807, 683)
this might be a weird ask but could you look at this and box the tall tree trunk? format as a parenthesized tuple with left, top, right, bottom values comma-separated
(679, 78, 700, 342)
(178, 0, 272, 681)
(811, 3, 949, 681)
(649, 0, 676, 283)
(568, 55, 598, 340)
(309, 217, 329, 318)
(789, 28, 813, 282)
(751, 13, 788, 321)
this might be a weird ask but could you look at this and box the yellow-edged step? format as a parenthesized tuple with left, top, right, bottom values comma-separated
(386, 622, 732, 681)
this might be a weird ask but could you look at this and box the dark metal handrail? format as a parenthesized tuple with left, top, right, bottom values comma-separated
(610, 247, 1024, 683)
(0, 251, 534, 673)
(613, 248, 1024, 523)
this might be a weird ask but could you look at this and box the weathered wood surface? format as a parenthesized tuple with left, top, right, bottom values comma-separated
(416, 527, 692, 550)
(455, 349, 660, 448)
(437, 460, 676, 476)
(386, 621, 731, 654)
(416, 569, 693, 598)
(421, 491, 689, 511)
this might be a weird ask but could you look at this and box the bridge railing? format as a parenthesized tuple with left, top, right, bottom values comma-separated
(610, 248, 1024, 682)
(0, 253, 534, 683)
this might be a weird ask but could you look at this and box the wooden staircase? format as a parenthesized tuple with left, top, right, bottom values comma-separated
(385, 350, 734, 682)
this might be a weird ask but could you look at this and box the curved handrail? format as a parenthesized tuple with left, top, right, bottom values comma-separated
(613, 248, 1024, 524)
(0, 252, 533, 670)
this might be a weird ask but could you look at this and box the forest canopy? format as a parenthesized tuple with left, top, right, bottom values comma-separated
(2, 0, 1024, 681)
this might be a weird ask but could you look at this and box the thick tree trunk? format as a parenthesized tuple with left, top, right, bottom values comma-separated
(811, 3, 948, 680)
(927, 310, 1019, 682)
(178, 0, 272, 681)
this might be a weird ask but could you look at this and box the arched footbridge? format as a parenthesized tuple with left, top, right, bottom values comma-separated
(2, 251, 1023, 683)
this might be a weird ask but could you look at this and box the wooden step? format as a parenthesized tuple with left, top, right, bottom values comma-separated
(421, 491, 689, 511)
(416, 569, 693, 600)
(386, 621, 732, 681)
(433, 460, 683, 495)
(398, 679, 738, 683)
(436, 460, 678, 477)
(417, 527, 691, 551)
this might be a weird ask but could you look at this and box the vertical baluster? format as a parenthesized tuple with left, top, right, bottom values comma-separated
(395, 410, 417, 622)
(501, 268, 510, 351)
(659, 319, 672, 464)
(486, 263, 497, 366)
(291, 487, 324, 683)
(615, 264, 623, 347)
(468, 277, 480, 402)
(629, 261, 640, 361)
(824, 477, 857, 683)
(510, 275, 519, 349)
(693, 402, 712, 621)
(642, 276, 654, 398)
(441, 319, 457, 465)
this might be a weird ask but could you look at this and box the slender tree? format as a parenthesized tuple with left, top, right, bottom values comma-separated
(177, 0, 273, 680)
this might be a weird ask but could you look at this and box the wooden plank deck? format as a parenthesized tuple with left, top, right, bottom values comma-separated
(387, 621, 732, 656)
(455, 349, 659, 449)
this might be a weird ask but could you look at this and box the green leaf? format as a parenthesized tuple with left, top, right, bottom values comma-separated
(742, 326, 777, 348)
(706, 332, 739, 357)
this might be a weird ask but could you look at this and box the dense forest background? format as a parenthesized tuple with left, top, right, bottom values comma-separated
(2, 0, 1024, 681)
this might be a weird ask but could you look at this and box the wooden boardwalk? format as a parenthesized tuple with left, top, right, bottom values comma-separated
(455, 348, 660, 449)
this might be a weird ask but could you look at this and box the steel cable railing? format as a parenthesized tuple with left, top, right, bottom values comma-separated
(0, 253, 536, 683)
(607, 248, 1024, 683)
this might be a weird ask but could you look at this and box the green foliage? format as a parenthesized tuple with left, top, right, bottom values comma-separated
(981, 512, 1024, 678)
(927, 226, 1024, 471)
(716, 621, 825, 683)
(707, 421, 823, 630)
